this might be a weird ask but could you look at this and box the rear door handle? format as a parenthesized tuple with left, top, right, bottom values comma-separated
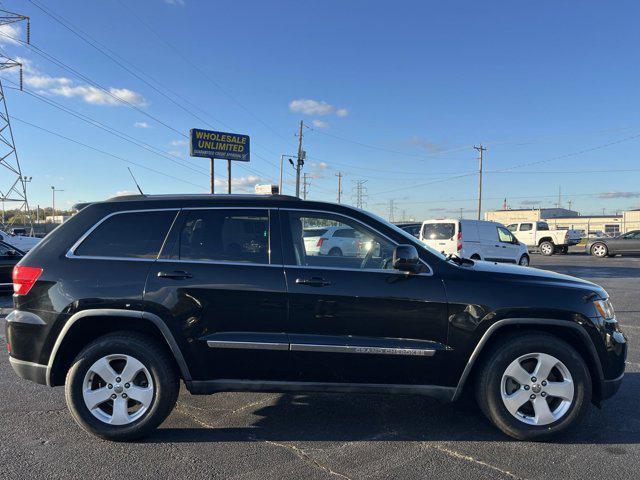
(157, 270, 193, 280)
(295, 277, 331, 287)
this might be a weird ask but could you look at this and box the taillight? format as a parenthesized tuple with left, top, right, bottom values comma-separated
(12, 265, 43, 296)
(457, 231, 462, 251)
(316, 238, 325, 247)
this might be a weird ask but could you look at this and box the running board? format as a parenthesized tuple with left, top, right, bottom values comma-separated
(186, 379, 456, 402)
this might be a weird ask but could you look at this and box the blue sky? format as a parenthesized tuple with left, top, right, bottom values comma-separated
(1, 0, 640, 219)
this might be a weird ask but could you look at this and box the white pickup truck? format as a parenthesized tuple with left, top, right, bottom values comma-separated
(0, 231, 41, 252)
(506, 221, 581, 256)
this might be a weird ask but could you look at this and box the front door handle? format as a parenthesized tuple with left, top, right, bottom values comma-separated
(295, 277, 331, 287)
(157, 270, 193, 280)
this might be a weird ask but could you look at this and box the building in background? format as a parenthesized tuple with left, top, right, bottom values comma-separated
(485, 208, 638, 237)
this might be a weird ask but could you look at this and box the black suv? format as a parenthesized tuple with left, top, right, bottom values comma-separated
(6, 194, 626, 441)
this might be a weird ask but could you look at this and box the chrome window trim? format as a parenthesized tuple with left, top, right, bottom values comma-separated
(157, 258, 282, 268)
(66, 208, 180, 261)
(281, 207, 434, 276)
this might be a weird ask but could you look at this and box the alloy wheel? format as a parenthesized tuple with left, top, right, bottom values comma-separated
(500, 352, 574, 426)
(82, 354, 154, 425)
(592, 244, 607, 257)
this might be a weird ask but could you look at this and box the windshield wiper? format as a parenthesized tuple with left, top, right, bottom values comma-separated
(445, 253, 475, 266)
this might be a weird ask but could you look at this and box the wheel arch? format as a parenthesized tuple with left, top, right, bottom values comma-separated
(47, 309, 191, 387)
(538, 237, 554, 246)
(453, 318, 604, 404)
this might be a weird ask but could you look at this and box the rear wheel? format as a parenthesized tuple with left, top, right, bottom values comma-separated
(476, 333, 591, 441)
(539, 241, 555, 256)
(65, 332, 179, 441)
(518, 254, 530, 266)
(590, 243, 608, 258)
(328, 247, 343, 256)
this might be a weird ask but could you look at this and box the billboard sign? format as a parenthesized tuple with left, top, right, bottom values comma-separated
(190, 128, 250, 162)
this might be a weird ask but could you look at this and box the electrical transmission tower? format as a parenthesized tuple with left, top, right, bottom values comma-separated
(352, 180, 368, 209)
(388, 199, 396, 222)
(0, 9, 32, 231)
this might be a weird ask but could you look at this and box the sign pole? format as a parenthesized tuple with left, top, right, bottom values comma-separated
(227, 159, 232, 194)
(210, 158, 215, 194)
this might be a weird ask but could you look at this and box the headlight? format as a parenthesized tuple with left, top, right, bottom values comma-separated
(594, 298, 616, 322)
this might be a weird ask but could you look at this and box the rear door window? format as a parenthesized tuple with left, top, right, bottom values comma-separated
(179, 209, 270, 264)
(74, 210, 177, 259)
(422, 223, 455, 240)
(520, 223, 533, 231)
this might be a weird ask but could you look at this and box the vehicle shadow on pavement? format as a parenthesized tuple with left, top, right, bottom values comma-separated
(146, 372, 640, 445)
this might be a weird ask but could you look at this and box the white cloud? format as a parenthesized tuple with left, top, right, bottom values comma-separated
(289, 98, 348, 117)
(113, 190, 138, 197)
(0, 24, 21, 45)
(312, 119, 329, 129)
(599, 191, 640, 199)
(171, 139, 188, 146)
(165, 0, 186, 5)
(49, 85, 147, 107)
(168, 150, 182, 158)
(311, 161, 329, 169)
(134, 122, 150, 128)
(12, 57, 147, 107)
(214, 175, 267, 188)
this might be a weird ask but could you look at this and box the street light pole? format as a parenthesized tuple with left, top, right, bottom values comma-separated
(51, 186, 64, 223)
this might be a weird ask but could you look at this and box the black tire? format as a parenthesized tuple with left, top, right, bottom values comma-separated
(590, 242, 609, 258)
(518, 254, 530, 266)
(560, 246, 568, 255)
(470, 254, 481, 261)
(475, 332, 591, 441)
(328, 247, 343, 256)
(539, 241, 555, 256)
(65, 332, 179, 441)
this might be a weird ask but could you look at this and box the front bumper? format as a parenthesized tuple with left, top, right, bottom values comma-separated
(8, 356, 48, 385)
(601, 371, 624, 400)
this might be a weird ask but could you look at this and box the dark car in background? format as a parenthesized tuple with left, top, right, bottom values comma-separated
(587, 230, 640, 257)
(6, 194, 626, 442)
(0, 241, 23, 291)
(394, 222, 422, 238)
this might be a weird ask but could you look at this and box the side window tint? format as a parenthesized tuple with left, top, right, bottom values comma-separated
(507, 224, 517, 232)
(520, 223, 532, 231)
(0, 243, 12, 255)
(291, 212, 395, 270)
(74, 210, 176, 259)
(179, 210, 269, 264)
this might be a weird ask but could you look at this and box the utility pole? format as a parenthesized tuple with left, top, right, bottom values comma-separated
(302, 173, 311, 200)
(557, 186, 562, 208)
(210, 158, 214, 194)
(388, 199, 396, 222)
(0, 8, 33, 231)
(295, 120, 305, 197)
(353, 180, 368, 209)
(51, 186, 63, 222)
(336, 172, 343, 203)
(474, 145, 486, 220)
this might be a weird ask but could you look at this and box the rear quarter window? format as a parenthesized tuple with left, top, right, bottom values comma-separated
(73, 210, 177, 259)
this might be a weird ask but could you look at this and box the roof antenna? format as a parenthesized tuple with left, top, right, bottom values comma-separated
(127, 167, 144, 195)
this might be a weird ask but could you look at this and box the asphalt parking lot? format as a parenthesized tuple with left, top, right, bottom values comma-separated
(1, 253, 638, 480)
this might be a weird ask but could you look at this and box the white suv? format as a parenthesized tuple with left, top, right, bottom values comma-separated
(303, 226, 370, 256)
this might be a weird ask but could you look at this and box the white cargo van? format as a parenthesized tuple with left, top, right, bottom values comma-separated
(420, 219, 530, 266)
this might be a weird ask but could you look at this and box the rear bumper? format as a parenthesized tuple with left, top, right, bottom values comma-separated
(8, 357, 48, 385)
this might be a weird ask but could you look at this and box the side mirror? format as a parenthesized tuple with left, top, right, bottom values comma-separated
(393, 245, 420, 272)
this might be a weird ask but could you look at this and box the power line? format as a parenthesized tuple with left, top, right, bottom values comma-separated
(112, 0, 294, 147)
(10, 115, 209, 190)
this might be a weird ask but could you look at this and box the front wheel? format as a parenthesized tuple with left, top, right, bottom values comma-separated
(590, 243, 608, 258)
(476, 333, 591, 441)
(539, 241, 555, 256)
(65, 332, 179, 441)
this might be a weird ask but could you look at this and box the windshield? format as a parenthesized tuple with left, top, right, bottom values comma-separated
(422, 223, 455, 240)
(360, 210, 447, 259)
